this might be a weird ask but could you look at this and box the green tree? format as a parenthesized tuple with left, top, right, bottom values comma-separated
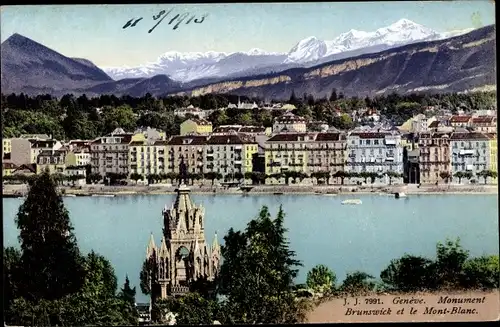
(218, 206, 306, 324)
(462, 255, 499, 289)
(15, 171, 86, 301)
(339, 271, 376, 296)
(385, 171, 402, 185)
(454, 171, 465, 184)
(256, 110, 273, 127)
(306, 264, 336, 294)
(380, 255, 436, 292)
(55, 251, 137, 326)
(435, 238, 469, 289)
(130, 172, 143, 184)
(88, 172, 102, 184)
(119, 275, 136, 306)
(139, 257, 157, 297)
(368, 172, 380, 184)
(238, 112, 254, 125)
(311, 171, 330, 185)
(329, 88, 338, 102)
(154, 292, 219, 325)
(463, 171, 474, 183)
(101, 105, 137, 133)
(205, 172, 222, 186)
(333, 171, 349, 185)
(439, 171, 451, 184)
(3, 246, 21, 321)
(477, 170, 497, 185)
(118, 275, 139, 324)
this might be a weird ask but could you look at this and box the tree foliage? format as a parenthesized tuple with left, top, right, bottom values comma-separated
(306, 264, 336, 294)
(218, 205, 306, 324)
(15, 171, 86, 301)
(380, 238, 498, 292)
(339, 271, 376, 296)
(2, 91, 496, 139)
(4, 172, 139, 326)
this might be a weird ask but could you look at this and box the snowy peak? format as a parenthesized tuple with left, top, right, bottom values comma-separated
(245, 48, 285, 56)
(101, 18, 479, 81)
(286, 36, 327, 63)
(286, 18, 445, 63)
(390, 18, 420, 29)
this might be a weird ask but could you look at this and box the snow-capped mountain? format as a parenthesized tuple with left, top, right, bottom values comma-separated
(285, 19, 442, 64)
(102, 19, 477, 82)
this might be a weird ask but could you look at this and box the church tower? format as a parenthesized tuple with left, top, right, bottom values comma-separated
(145, 185, 221, 303)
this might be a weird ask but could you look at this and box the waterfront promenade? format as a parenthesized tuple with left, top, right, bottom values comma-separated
(2, 183, 498, 198)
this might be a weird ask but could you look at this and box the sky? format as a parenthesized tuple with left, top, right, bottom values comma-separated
(0, 1, 495, 67)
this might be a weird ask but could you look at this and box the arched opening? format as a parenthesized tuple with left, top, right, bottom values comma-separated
(175, 246, 190, 286)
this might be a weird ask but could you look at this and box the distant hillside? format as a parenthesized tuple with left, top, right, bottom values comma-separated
(1, 34, 113, 96)
(173, 25, 496, 99)
(1, 26, 495, 99)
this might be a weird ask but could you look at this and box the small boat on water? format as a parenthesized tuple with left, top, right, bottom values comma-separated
(64, 194, 76, 197)
(394, 192, 407, 199)
(341, 199, 362, 205)
(92, 194, 116, 197)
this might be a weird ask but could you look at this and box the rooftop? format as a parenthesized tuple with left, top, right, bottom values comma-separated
(267, 132, 345, 142)
(450, 115, 472, 123)
(450, 132, 490, 140)
(184, 118, 212, 126)
(471, 116, 496, 124)
(348, 132, 393, 139)
(206, 134, 254, 145)
(167, 135, 208, 145)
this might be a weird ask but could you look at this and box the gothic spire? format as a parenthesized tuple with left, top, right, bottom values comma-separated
(146, 233, 156, 258)
(212, 231, 219, 251)
(159, 235, 169, 258)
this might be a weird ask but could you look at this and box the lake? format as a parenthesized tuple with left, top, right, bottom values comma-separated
(3, 193, 498, 303)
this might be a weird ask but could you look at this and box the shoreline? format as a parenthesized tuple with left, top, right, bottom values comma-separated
(2, 184, 498, 198)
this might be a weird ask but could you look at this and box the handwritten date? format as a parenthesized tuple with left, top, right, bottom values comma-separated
(122, 9, 207, 33)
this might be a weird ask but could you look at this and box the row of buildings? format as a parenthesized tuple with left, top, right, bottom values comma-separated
(2, 122, 497, 185)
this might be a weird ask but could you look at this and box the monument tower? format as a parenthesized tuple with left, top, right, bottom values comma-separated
(145, 185, 221, 303)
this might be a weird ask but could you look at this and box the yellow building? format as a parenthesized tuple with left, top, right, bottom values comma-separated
(36, 150, 67, 174)
(265, 132, 346, 184)
(65, 148, 91, 167)
(244, 142, 258, 173)
(265, 134, 309, 178)
(488, 133, 497, 184)
(2, 138, 12, 158)
(128, 140, 168, 177)
(180, 119, 213, 136)
(131, 127, 167, 142)
(204, 133, 257, 179)
(2, 162, 17, 176)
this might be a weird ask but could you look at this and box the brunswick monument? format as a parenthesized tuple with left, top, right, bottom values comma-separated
(144, 184, 221, 304)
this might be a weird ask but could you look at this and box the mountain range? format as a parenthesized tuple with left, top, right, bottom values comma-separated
(0, 20, 495, 99)
(102, 19, 475, 82)
(176, 25, 496, 99)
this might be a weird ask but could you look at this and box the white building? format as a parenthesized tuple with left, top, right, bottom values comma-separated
(64, 166, 87, 186)
(90, 129, 132, 176)
(174, 105, 210, 119)
(272, 112, 308, 133)
(450, 132, 491, 183)
(346, 131, 404, 175)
